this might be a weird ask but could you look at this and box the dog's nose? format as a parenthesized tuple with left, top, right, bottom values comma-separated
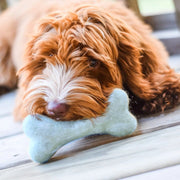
(47, 101, 69, 117)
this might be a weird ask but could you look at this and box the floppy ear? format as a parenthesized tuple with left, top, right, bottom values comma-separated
(75, 6, 156, 100)
(103, 14, 157, 100)
(113, 22, 155, 99)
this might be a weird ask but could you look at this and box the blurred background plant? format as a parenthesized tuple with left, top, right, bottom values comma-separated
(138, 0, 175, 15)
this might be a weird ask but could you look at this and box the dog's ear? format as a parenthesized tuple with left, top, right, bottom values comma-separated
(109, 18, 154, 100)
(97, 11, 156, 100)
(75, 6, 155, 99)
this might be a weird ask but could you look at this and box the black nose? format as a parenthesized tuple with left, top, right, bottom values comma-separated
(47, 101, 69, 117)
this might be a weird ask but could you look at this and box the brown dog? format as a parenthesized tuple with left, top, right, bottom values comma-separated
(0, 0, 179, 121)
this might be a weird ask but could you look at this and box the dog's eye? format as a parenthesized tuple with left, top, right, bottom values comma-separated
(47, 49, 57, 57)
(89, 59, 99, 68)
(49, 53, 54, 57)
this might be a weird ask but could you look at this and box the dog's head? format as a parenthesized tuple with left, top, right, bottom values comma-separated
(18, 5, 143, 121)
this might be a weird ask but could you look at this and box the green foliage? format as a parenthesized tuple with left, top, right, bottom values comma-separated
(138, 0, 175, 15)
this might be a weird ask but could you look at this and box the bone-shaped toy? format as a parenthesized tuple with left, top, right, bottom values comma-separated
(23, 89, 137, 163)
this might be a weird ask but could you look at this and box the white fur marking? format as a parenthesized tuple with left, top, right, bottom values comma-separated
(26, 63, 86, 104)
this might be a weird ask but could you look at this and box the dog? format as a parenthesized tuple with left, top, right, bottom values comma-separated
(0, 0, 179, 121)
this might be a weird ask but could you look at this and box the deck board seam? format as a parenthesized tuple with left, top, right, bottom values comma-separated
(0, 132, 23, 140)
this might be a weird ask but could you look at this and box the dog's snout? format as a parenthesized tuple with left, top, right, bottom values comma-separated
(47, 101, 69, 117)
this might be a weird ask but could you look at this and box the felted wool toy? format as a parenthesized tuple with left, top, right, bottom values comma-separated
(23, 89, 137, 163)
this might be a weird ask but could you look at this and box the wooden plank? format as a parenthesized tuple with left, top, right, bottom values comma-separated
(0, 134, 30, 170)
(0, 115, 22, 139)
(145, 13, 178, 31)
(137, 105, 180, 134)
(161, 36, 180, 55)
(0, 104, 179, 170)
(169, 54, 180, 72)
(124, 164, 180, 180)
(0, 91, 16, 116)
(153, 29, 180, 55)
(1, 125, 180, 180)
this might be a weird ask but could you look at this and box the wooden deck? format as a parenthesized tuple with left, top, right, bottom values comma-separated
(0, 56, 180, 179)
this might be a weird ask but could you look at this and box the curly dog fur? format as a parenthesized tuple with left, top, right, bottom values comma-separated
(0, 0, 179, 121)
